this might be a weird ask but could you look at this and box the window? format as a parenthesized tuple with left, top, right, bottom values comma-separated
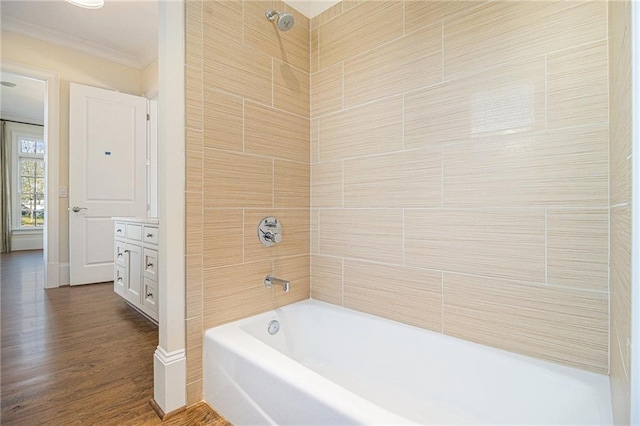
(13, 132, 45, 229)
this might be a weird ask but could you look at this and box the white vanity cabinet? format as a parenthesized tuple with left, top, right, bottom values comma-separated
(113, 218, 159, 323)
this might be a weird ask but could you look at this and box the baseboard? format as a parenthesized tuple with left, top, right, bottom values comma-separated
(149, 398, 186, 420)
(153, 346, 186, 415)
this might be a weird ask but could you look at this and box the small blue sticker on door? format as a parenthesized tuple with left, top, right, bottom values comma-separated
(105, 151, 111, 155)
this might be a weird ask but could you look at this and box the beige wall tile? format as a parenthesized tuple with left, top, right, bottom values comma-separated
(203, 209, 244, 269)
(186, 128, 203, 153)
(443, 273, 608, 373)
(344, 23, 442, 108)
(283, 2, 310, 30)
(273, 255, 311, 305)
(310, 118, 319, 163)
(186, 254, 203, 320)
(203, 0, 243, 44)
(245, 102, 310, 162)
(319, 209, 403, 264)
(203, 88, 243, 152)
(319, 1, 403, 70)
(186, 191, 203, 256)
(344, 149, 441, 208)
(311, 161, 342, 208)
(310, 28, 319, 74)
(244, 209, 310, 262)
(609, 1, 633, 422)
(186, 149, 203, 193)
(203, 149, 273, 209)
(186, 0, 203, 69)
(547, 41, 608, 129)
(274, 160, 310, 208)
(405, 209, 545, 282)
(611, 321, 631, 426)
(310, 209, 319, 254)
(610, 2, 633, 207)
(186, 316, 203, 383)
(203, 32, 272, 106)
(186, 379, 203, 407)
(244, 1, 310, 72)
(405, 58, 545, 149)
(186, 65, 203, 131)
(203, 260, 274, 328)
(443, 126, 609, 208)
(444, 1, 607, 80)
(404, 1, 478, 34)
(547, 209, 608, 291)
(312, 1, 342, 29)
(310, 255, 342, 305)
(311, 64, 342, 118)
(319, 96, 403, 161)
(611, 206, 632, 375)
(344, 260, 442, 331)
(274, 59, 310, 117)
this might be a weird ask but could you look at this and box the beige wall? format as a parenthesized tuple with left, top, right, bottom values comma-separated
(609, 1, 633, 424)
(184, 0, 310, 405)
(1, 31, 145, 271)
(310, 1, 609, 373)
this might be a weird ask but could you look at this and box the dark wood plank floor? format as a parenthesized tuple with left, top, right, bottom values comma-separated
(1, 250, 228, 425)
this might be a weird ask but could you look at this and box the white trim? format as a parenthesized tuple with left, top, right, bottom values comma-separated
(2, 17, 154, 70)
(0, 113, 44, 126)
(154, 0, 186, 414)
(153, 347, 187, 414)
(2, 62, 60, 289)
(630, 0, 640, 422)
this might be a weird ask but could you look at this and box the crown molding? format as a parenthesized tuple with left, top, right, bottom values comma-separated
(2, 15, 154, 70)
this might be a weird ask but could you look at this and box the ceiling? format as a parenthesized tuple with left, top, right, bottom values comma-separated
(0, 0, 339, 125)
(1, 0, 158, 70)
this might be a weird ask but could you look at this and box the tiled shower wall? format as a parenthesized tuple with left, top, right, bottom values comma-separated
(184, 0, 310, 405)
(609, 1, 633, 424)
(310, 1, 610, 374)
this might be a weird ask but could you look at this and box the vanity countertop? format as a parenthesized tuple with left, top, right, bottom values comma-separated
(112, 217, 159, 225)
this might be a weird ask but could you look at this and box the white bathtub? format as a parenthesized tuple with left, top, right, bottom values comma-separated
(204, 299, 612, 425)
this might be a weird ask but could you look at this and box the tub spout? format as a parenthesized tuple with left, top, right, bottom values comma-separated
(265, 275, 290, 293)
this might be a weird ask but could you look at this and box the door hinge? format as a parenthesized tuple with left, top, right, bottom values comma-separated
(146, 113, 150, 121)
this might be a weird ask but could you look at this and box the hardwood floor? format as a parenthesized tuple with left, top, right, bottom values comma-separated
(0, 250, 228, 425)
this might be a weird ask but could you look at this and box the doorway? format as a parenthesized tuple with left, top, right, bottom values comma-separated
(1, 65, 59, 289)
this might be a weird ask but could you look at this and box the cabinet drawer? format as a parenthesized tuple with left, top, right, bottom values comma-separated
(114, 240, 127, 267)
(114, 265, 126, 296)
(143, 248, 158, 281)
(142, 278, 158, 315)
(126, 224, 143, 241)
(143, 226, 158, 245)
(114, 222, 126, 238)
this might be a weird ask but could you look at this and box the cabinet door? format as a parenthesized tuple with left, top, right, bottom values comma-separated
(114, 240, 127, 268)
(114, 265, 127, 296)
(125, 243, 142, 305)
(143, 248, 158, 281)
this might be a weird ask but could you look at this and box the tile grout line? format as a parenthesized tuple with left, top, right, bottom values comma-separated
(544, 208, 548, 284)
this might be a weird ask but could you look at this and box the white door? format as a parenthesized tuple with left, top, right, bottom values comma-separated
(69, 83, 147, 285)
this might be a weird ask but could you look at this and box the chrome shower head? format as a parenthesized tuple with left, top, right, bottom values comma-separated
(265, 9, 295, 31)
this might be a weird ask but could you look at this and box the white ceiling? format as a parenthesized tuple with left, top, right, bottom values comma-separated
(283, 0, 342, 18)
(1, 0, 158, 70)
(0, 72, 46, 125)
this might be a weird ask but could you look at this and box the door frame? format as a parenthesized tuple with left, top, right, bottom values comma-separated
(2, 62, 60, 289)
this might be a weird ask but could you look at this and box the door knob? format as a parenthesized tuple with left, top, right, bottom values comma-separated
(71, 206, 88, 212)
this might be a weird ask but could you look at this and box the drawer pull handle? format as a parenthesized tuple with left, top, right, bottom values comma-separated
(147, 263, 153, 268)
(146, 292, 153, 298)
(117, 253, 122, 257)
(146, 233, 153, 238)
(116, 229, 122, 233)
(124, 250, 130, 253)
